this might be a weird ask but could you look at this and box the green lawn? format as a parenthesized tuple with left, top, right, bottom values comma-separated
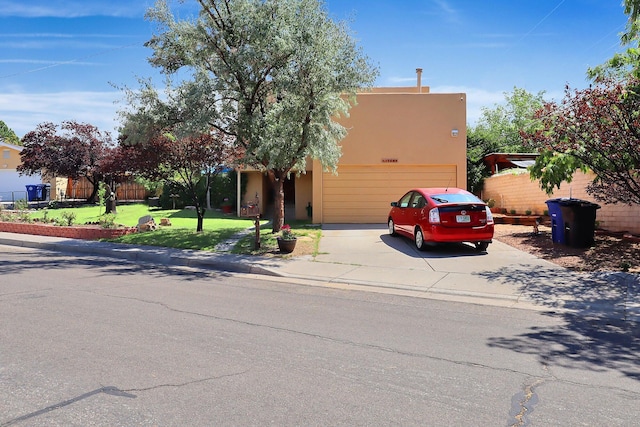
(29, 203, 319, 254)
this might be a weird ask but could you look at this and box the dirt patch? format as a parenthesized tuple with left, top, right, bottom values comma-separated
(494, 223, 640, 273)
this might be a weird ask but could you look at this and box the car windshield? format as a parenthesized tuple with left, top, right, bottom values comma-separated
(430, 193, 482, 205)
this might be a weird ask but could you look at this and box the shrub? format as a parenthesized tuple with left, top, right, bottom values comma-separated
(60, 211, 76, 226)
(99, 213, 117, 229)
(13, 199, 28, 211)
(525, 209, 532, 216)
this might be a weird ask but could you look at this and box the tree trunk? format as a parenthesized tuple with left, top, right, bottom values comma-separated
(87, 179, 99, 203)
(205, 174, 211, 210)
(196, 206, 204, 232)
(268, 170, 286, 233)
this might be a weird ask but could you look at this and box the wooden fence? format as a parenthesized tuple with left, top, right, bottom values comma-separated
(65, 177, 149, 201)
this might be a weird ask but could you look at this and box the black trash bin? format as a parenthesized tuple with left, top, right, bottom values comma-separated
(558, 199, 601, 248)
(35, 184, 48, 201)
(545, 198, 569, 244)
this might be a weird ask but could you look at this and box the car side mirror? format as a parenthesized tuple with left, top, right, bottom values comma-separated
(390, 202, 398, 207)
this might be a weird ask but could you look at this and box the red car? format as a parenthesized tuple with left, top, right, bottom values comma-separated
(388, 187, 494, 251)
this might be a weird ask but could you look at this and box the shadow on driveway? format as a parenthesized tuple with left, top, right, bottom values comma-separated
(379, 233, 490, 259)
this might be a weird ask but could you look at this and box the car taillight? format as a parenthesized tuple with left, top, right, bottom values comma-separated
(429, 207, 440, 224)
(485, 206, 494, 224)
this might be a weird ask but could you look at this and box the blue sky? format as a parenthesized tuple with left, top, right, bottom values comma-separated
(0, 0, 629, 138)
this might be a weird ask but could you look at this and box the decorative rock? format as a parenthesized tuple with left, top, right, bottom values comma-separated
(137, 215, 157, 232)
(160, 218, 171, 226)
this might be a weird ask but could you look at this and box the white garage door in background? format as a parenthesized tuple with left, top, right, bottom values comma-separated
(0, 170, 42, 200)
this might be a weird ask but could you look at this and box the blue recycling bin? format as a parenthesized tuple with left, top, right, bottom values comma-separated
(545, 198, 568, 244)
(25, 184, 48, 201)
(25, 185, 39, 202)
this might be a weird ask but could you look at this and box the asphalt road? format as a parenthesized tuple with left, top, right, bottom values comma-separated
(1, 245, 639, 426)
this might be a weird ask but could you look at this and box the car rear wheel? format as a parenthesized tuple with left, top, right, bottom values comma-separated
(475, 242, 489, 252)
(414, 227, 426, 250)
(388, 219, 397, 236)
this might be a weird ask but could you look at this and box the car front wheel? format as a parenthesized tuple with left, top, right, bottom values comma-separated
(388, 219, 397, 236)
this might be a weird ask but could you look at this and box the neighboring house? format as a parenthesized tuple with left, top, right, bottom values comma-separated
(0, 140, 44, 201)
(482, 153, 538, 175)
(239, 69, 468, 224)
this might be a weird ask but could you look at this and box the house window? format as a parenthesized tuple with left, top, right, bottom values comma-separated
(2, 149, 9, 159)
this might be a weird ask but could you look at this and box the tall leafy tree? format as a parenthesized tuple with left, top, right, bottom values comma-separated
(588, 0, 640, 80)
(466, 87, 544, 192)
(18, 121, 113, 204)
(522, 79, 640, 205)
(121, 0, 378, 232)
(0, 120, 21, 146)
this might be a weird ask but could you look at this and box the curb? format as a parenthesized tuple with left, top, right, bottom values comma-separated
(0, 235, 282, 277)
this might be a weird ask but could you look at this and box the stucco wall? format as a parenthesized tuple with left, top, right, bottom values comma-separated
(483, 170, 640, 234)
(1, 142, 22, 169)
(337, 91, 467, 187)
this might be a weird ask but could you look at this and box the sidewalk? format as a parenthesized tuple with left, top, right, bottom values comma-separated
(1, 226, 638, 323)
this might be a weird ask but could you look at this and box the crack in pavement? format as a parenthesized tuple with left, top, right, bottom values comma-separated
(507, 377, 547, 427)
(93, 291, 547, 378)
(123, 369, 251, 393)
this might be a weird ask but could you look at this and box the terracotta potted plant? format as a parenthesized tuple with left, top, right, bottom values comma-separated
(276, 224, 297, 253)
(221, 197, 233, 214)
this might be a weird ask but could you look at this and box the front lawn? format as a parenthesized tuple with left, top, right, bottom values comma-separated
(28, 203, 319, 255)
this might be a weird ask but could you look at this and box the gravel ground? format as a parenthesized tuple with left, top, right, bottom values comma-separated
(493, 223, 640, 273)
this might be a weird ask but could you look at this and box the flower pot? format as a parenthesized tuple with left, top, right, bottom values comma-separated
(277, 237, 297, 253)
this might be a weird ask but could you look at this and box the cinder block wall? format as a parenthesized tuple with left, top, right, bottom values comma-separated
(483, 170, 640, 234)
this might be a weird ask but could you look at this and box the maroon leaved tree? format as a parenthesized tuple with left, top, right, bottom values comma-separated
(18, 121, 113, 204)
(119, 129, 240, 232)
(522, 78, 640, 205)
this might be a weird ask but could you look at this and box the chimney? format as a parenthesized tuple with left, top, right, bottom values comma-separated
(416, 68, 423, 92)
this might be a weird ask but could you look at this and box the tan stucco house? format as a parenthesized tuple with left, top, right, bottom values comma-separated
(239, 69, 467, 224)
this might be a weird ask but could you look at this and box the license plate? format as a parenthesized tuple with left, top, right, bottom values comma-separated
(456, 215, 471, 223)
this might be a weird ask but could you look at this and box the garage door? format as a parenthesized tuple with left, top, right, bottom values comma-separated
(321, 164, 457, 223)
(0, 170, 41, 200)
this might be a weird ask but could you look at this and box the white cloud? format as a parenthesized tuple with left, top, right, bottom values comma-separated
(0, 91, 122, 138)
(0, 1, 146, 18)
(430, 0, 461, 24)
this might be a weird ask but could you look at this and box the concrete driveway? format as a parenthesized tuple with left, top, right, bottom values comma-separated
(272, 224, 639, 321)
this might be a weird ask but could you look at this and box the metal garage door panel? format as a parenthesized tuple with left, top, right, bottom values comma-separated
(0, 170, 42, 199)
(322, 165, 456, 223)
